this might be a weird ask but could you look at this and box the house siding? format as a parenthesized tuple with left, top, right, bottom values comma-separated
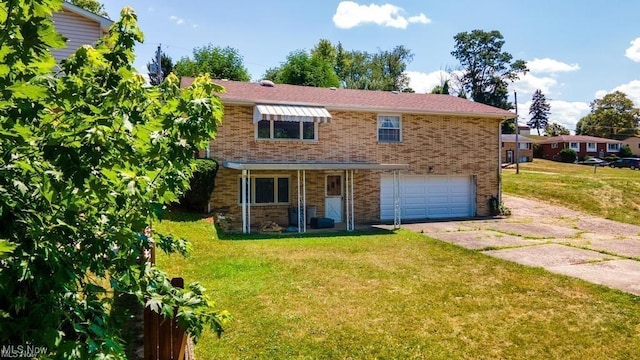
(502, 142, 533, 163)
(51, 9, 102, 63)
(207, 104, 501, 228)
(540, 142, 616, 160)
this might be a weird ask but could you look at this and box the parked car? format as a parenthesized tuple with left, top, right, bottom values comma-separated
(609, 157, 640, 169)
(579, 158, 608, 166)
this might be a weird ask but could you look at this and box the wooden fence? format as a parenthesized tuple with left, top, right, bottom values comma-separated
(143, 236, 190, 360)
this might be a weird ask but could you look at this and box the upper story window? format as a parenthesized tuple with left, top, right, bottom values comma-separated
(519, 142, 531, 150)
(587, 142, 596, 151)
(569, 142, 579, 150)
(377, 115, 401, 143)
(607, 143, 620, 152)
(256, 120, 317, 141)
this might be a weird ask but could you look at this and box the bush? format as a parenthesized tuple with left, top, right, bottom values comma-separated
(559, 148, 577, 163)
(533, 143, 543, 158)
(605, 154, 620, 162)
(180, 158, 219, 212)
(619, 144, 633, 157)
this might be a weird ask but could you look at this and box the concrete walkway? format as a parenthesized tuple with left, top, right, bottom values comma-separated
(395, 195, 640, 296)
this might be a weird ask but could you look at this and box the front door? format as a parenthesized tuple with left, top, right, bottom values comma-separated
(325, 174, 343, 222)
(506, 150, 513, 163)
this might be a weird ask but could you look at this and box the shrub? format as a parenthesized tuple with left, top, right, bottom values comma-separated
(559, 148, 577, 163)
(180, 158, 219, 212)
(619, 144, 633, 157)
(605, 154, 620, 162)
(533, 143, 543, 158)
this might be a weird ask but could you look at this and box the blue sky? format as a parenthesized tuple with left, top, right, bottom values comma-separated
(103, 0, 640, 133)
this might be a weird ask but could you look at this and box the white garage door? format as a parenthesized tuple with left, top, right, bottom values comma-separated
(380, 175, 474, 220)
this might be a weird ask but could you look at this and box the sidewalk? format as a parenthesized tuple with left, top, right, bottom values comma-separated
(397, 195, 640, 296)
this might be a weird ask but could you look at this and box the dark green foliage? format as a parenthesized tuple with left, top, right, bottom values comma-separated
(528, 89, 551, 135)
(147, 52, 175, 86)
(620, 144, 633, 157)
(545, 122, 570, 136)
(0, 1, 228, 357)
(180, 159, 219, 212)
(533, 143, 543, 158)
(67, 0, 109, 17)
(175, 44, 250, 81)
(575, 91, 640, 140)
(559, 148, 577, 163)
(266, 50, 340, 88)
(451, 29, 527, 110)
(502, 121, 516, 134)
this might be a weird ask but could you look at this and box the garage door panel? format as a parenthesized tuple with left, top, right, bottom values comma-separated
(381, 175, 474, 220)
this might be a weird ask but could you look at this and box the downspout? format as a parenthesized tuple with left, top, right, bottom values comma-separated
(498, 119, 503, 205)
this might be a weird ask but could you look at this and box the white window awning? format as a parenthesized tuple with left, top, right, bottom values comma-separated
(253, 104, 332, 124)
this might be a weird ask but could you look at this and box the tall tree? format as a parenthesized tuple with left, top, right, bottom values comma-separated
(545, 122, 570, 136)
(174, 44, 250, 81)
(528, 89, 551, 135)
(431, 80, 450, 94)
(147, 51, 175, 85)
(0, 2, 228, 357)
(575, 91, 640, 139)
(264, 50, 340, 88)
(451, 29, 527, 109)
(67, 0, 109, 18)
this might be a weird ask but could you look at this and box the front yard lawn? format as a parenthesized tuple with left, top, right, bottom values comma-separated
(503, 159, 640, 225)
(155, 214, 640, 359)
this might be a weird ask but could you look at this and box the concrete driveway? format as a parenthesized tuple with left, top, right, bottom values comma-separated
(397, 195, 640, 296)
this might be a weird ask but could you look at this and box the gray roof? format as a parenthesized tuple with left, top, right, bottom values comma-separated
(501, 134, 534, 143)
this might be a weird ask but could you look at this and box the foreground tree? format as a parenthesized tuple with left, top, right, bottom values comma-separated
(175, 44, 250, 81)
(528, 89, 551, 135)
(575, 91, 640, 139)
(0, 2, 228, 357)
(451, 29, 527, 110)
(545, 122, 570, 136)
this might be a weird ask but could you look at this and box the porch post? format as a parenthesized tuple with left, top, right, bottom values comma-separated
(241, 170, 248, 234)
(350, 170, 355, 231)
(393, 170, 401, 229)
(302, 170, 307, 233)
(345, 170, 350, 231)
(297, 170, 301, 233)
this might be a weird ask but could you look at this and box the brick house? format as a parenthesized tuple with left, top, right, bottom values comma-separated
(537, 135, 623, 160)
(51, 2, 113, 64)
(181, 78, 515, 232)
(501, 134, 534, 163)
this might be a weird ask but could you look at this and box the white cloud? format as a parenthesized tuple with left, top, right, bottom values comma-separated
(625, 38, 640, 62)
(527, 58, 580, 74)
(169, 15, 184, 25)
(595, 80, 640, 107)
(405, 70, 450, 94)
(512, 73, 557, 96)
(408, 13, 431, 25)
(333, 1, 431, 29)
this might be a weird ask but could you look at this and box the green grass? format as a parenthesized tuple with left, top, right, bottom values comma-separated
(155, 214, 640, 359)
(503, 159, 640, 225)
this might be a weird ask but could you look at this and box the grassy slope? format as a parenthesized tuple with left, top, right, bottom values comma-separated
(155, 215, 640, 359)
(503, 159, 640, 225)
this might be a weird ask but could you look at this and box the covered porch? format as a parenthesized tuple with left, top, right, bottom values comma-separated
(223, 161, 409, 233)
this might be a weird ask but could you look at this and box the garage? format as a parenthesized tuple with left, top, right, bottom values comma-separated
(380, 175, 475, 220)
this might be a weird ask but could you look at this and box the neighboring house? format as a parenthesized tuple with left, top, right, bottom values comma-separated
(181, 78, 515, 233)
(537, 135, 623, 160)
(501, 134, 534, 163)
(622, 135, 640, 156)
(518, 125, 531, 135)
(51, 2, 113, 64)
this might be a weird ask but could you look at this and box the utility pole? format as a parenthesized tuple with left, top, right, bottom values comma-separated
(155, 44, 163, 83)
(514, 91, 520, 175)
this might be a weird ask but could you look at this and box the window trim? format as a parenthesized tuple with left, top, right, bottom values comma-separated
(587, 142, 596, 151)
(607, 143, 621, 152)
(238, 175, 291, 206)
(255, 120, 318, 141)
(377, 114, 402, 143)
(551, 143, 558, 149)
(569, 142, 579, 150)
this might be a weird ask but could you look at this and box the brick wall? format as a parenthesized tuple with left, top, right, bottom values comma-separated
(502, 142, 533, 162)
(207, 105, 502, 228)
